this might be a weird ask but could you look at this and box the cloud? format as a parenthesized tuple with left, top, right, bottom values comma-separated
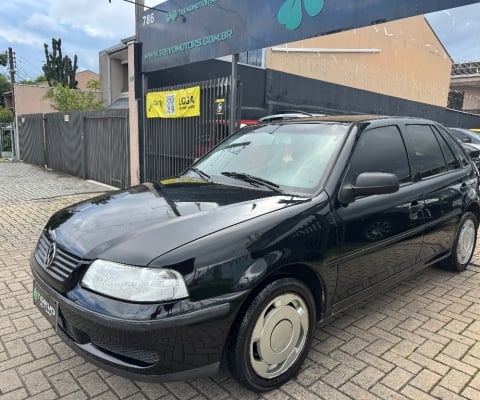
(46, 0, 134, 39)
(0, 0, 141, 78)
(426, 3, 480, 62)
(25, 13, 65, 33)
(0, 27, 45, 46)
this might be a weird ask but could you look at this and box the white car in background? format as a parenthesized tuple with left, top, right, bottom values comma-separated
(449, 127, 480, 151)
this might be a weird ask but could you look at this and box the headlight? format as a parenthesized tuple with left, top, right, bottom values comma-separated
(81, 259, 189, 303)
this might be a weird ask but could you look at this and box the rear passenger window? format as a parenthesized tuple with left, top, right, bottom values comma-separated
(434, 129, 460, 170)
(443, 128, 470, 167)
(348, 126, 411, 184)
(406, 125, 448, 179)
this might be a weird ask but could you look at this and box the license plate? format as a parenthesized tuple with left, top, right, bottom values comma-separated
(33, 280, 58, 331)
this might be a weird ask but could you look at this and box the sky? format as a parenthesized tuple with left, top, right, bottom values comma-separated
(1, 1, 480, 81)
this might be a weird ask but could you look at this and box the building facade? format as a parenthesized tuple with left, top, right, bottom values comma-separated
(449, 62, 480, 114)
(265, 16, 452, 107)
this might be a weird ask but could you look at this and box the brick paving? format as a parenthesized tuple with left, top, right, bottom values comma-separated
(2, 161, 480, 399)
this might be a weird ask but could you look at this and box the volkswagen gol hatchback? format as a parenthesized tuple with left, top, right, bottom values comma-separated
(32, 116, 479, 392)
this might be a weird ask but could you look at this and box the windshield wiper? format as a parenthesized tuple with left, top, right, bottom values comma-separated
(188, 167, 210, 181)
(224, 141, 251, 149)
(221, 171, 282, 193)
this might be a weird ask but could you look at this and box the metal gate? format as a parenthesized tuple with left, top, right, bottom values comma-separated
(17, 110, 130, 188)
(84, 112, 130, 188)
(143, 77, 240, 182)
(0, 123, 15, 158)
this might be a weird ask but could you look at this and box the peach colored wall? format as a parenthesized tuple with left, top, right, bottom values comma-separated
(266, 16, 452, 107)
(455, 86, 480, 112)
(463, 88, 480, 111)
(128, 41, 140, 185)
(76, 70, 99, 91)
(14, 85, 55, 116)
(14, 84, 102, 117)
(450, 78, 480, 112)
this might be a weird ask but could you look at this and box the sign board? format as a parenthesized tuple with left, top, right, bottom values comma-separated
(146, 86, 201, 118)
(215, 98, 225, 115)
(140, 0, 480, 72)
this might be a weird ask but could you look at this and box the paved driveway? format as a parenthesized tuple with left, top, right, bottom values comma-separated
(2, 162, 480, 400)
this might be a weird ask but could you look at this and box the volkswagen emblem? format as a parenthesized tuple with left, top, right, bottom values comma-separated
(44, 243, 56, 268)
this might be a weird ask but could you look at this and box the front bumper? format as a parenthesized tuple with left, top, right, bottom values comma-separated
(31, 265, 246, 382)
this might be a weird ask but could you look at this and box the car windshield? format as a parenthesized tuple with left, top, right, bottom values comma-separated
(450, 128, 480, 144)
(192, 122, 349, 195)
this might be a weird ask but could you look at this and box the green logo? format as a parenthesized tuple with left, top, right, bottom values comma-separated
(33, 288, 39, 302)
(277, 0, 325, 31)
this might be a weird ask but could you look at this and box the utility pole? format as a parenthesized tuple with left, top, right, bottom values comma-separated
(135, 0, 144, 39)
(7, 47, 16, 117)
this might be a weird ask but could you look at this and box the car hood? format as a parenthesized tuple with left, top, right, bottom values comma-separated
(46, 179, 309, 265)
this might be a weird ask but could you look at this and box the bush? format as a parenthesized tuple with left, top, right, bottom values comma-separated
(44, 84, 105, 112)
(0, 107, 13, 123)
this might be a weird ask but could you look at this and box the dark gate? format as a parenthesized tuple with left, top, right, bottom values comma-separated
(143, 77, 240, 182)
(84, 111, 130, 188)
(44, 113, 83, 177)
(17, 114, 45, 166)
(18, 110, 130, 188)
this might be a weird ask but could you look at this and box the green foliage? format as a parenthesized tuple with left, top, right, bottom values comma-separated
(0, 74, 11, 108)
(0, 53, 7, 67)
(86, 79, 100, 91)
(0, 107, 13, 123)
(44, 84, 105, 112)
(42, 38, 78, 89)
(18, 75, 47, 85)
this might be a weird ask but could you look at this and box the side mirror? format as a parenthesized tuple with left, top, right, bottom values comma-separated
(339, 172, 399, 205)
(468, 149, 480, 159)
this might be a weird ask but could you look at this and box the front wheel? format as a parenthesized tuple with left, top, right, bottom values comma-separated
(227, 278, 316, 392)
(444, 211, 477, 271)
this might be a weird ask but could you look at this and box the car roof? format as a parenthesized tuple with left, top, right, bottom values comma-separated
(260, 114, 437, 125)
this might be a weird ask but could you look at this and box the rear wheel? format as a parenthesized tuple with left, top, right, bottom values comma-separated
(444, 212, 477, 271)
(227, 278, 316, 392)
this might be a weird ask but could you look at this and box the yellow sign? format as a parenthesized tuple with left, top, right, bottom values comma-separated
(146, 86, 200, 118)
(215, 98, 225, 115)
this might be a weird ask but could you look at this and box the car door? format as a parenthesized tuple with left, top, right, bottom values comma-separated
(404, 124, 472, 263)
(332, 124, 424, 309)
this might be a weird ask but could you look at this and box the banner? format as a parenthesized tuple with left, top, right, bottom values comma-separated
(140, 0, 480, 72)
(146, 86, 200, 118)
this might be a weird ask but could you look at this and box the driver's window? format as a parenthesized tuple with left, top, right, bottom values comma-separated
(347, 126, 412, 184)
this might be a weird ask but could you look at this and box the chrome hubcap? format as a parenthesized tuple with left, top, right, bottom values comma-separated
(249, 293, 309, 379)
(457, 219, 476, 265)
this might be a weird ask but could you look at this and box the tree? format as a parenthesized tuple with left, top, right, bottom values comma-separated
(44, 84, 105, 112)
(0, 107, 13, 123)
(0, 53, 7, 67)
(42, 38, 78, 89)
(18, 75, 47, 85)
(0, 74, 11, 108)
(86, 79, 100, 91)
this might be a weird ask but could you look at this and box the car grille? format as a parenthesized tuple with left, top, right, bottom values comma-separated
(34, 231, 90, 290)
(57, 313, 159, 367)
(89, 332, 160, 366)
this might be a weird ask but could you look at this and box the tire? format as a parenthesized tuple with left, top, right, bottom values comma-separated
(227, 278, 316, 392)
(444, 211, 478, 271)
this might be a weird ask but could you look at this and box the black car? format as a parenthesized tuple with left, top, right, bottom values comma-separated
(31, 116, 479, 392)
